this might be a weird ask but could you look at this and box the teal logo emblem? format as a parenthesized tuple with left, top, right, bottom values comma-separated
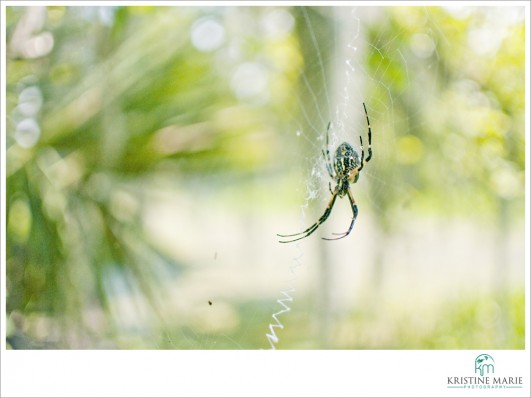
(475, 354, 495, 376)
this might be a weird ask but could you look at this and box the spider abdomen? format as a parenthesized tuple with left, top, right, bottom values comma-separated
(334, 142, 361, 182)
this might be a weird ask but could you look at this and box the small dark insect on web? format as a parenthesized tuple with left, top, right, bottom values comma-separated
(278, 103, 373, 243)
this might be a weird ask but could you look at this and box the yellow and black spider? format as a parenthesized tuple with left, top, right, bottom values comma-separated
(278, 103, 373, 243)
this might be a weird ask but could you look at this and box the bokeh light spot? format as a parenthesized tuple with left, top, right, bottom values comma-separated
(191, 17, 225, 52)
(15, 118, 41, 148)
(230, 62, 269, 102)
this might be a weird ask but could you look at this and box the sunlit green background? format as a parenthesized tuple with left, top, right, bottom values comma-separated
(5, 5, 525, 349)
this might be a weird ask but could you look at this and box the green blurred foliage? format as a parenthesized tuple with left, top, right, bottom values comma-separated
(5, 6, 525, 349)
(365, 7, 525, 224)
(6, 6, 300, 348)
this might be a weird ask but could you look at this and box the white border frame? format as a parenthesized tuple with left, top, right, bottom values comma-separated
(1, 1, 529, 397)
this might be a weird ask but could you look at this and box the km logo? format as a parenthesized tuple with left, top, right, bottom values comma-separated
(475, 354, 495, 376)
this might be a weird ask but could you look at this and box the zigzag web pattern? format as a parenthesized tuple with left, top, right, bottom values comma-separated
(265, 288, 294, 349)
(265, 250, 302, 349)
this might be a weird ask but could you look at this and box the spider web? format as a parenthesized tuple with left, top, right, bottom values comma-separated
(264, 6, 413, 349)
(293, 7, 416, 213)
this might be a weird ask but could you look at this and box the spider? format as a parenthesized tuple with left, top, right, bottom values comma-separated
(278, 103, 372, 243)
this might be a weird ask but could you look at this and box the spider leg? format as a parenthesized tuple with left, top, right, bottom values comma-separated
(357, 136, 365, 174)
(362, 102, 372, 162)
(277, 192, 338, 243)
(322, 122, 335, 179)
(323, 188, 358, 241)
